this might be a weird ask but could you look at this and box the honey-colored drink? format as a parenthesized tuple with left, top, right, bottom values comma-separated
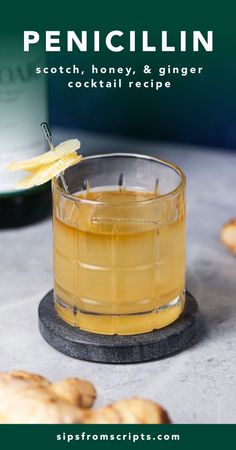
(53, 188, 185, 335)
(8, 142, 186, 335)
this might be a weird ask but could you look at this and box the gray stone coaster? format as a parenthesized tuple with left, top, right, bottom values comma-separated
(38, 291, 199, 364)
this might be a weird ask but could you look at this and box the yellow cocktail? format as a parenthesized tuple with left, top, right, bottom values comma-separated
(53, 154, 186, 335)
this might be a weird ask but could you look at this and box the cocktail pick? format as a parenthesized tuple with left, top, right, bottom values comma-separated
(40, 122, 70, 193)
(154, 178, 159, 195)
(118, 172, 124, 191)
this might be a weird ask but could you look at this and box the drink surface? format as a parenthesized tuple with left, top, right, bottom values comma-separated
(53, 188, 185, 334)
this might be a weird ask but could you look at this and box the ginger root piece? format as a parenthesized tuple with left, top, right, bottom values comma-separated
(0, 371, 170, 424)
(221, 219, 236, 254)
(51, 378, 96, 408)
(0, 371, 96, 424)
(82, 398, 171, 424)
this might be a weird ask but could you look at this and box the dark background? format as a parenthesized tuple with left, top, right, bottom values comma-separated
(4, 0, 236, 149)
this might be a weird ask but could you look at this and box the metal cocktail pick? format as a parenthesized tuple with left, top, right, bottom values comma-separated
(154, 178, 159, 195)
(40, 122, 70, 194)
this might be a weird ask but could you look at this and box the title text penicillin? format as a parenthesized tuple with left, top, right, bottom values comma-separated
(24, 30, 213, 52)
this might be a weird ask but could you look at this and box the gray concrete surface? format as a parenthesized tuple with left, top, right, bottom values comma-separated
(0, 128, 235, 423)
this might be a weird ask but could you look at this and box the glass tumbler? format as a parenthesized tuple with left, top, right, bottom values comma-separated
(52, 153, 186, 335)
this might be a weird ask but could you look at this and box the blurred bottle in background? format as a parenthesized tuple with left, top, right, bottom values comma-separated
(0, 33, 51, 228)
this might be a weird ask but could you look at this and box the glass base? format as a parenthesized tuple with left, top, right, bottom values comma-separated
(54, 290, 186, 335)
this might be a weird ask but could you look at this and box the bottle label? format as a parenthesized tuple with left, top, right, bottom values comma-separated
(0, 35, 47, 194)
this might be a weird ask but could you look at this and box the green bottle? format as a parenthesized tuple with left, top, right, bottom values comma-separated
(0, 33, 51, 228)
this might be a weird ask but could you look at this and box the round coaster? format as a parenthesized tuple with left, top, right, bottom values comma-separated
(38, 291, 199, 364)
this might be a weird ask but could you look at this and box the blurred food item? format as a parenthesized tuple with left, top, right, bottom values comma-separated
(221, 219, 236, 254)
(0, 370, 96, 424)
(51, 377, 96, 409)
(82, 398, 171, 424)
(0, 370, 170, 424)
